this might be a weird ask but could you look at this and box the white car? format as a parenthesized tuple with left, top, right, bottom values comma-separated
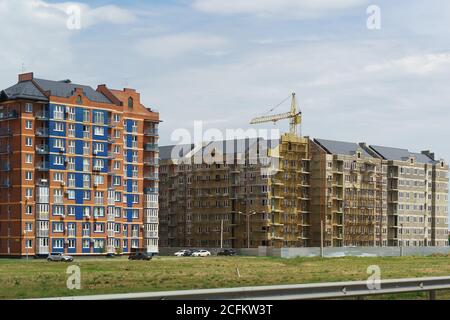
(192, 250, 211, 257)
(174, 250, 189, 257)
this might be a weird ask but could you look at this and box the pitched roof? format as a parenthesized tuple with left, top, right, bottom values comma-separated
(159, 144, 195, 161)
(1, 81, 48, 101)
(315, 138, 372, 157)
(34, 78, 112, 104)
(370, 145, 435, 164)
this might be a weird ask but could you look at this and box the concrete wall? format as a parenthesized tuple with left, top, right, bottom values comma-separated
(159, 246, 450, 258)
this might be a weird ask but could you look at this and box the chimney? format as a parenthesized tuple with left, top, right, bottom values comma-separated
(18, 72, 34, 82)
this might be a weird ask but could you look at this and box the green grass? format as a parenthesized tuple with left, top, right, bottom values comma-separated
(1, 255, 450, 299)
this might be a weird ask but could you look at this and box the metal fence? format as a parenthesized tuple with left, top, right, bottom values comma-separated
(37, 276, 450, 300)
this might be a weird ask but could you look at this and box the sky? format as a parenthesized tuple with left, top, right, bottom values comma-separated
(0, 0, 450, 165)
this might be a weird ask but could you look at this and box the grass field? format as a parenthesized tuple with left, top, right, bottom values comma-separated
(1, 255, 450, 299)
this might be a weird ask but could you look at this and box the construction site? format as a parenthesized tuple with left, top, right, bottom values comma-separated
(159, 93, 449, 249)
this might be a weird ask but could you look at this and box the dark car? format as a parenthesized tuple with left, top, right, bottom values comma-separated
(128, 252, 152, 261)
(217, 249, 237, 256)
(183, 249, 195, 256)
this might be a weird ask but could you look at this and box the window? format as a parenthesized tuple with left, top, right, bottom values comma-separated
(53, 138, 64, 149)
(67, 107, 75, 121)
(94, 111, 104, 125)
(25, 154, 33, 164)
(25, 205, 32, 215)
(128, 97, 133, 108)
(83, 239, 90, 249)
(114, 161, 120, 170)
(94, 143, 104, 154)
(114, 130, 120, 139)
(94, 126, 104, 136)
(68, 124, 75, 137)
(83, 207, 91, 217)
(54, 156, 64, 166)
(25, 120, 32, 130)
(83, 142, 90, 155)
(68, 207, 76, 216)
(25, 222, 33, 232)
(26, 239, 33, 249)
(68, 173, 75, 187)
(25, 103, 33, 113)
(67, 190, 75, 200)
(67, 157, 75, 171)
(113, 114, 120, 123)
(84, 191, 91, 200)
(83, 174, 90, 188)
(53, 222, 64, 233)
(76, 95, 82, 104)
(54, 239, 64, 249)
(68, 239, 76, 249)
(25, 171, 33, 181)
(25, 137, 33, 147)
(54, 122, 64, 132)
(83, 110, 90, 122)
(54, 105, 64, 120)
(114, 146, 120, 154)
(83, 126, 90, 139)
(68, 140, 75, 154)
(26, 188, 33, 199)
(94, 223, 104, 233)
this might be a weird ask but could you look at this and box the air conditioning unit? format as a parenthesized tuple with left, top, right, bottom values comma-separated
(61, 181, 66, 186)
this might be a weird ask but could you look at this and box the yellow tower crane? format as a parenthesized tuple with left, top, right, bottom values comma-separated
(250, 93, 302, 136)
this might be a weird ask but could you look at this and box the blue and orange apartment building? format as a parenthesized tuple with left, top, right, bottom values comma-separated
(0, 73, 160, 257)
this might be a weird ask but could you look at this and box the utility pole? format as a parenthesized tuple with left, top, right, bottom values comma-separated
(220, 220, 224, 249)
(238, 211, 256, 249)
(320, 219, 324, 258)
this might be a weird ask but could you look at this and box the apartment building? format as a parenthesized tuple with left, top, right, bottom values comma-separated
(310, 139, 388, 247)
(367, 145, 448, 246)
(159, 134, 311, 249)
(0, 73, 160, 257)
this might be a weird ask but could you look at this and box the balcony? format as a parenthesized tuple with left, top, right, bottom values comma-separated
(37, 212, 49, 220)
(0, 145, 10, 154)
(144, 187, 159, 194)
(35, 111, 50, 120)
(36, 162, 49, 172)
(54, 196, 64, 204)
(144, 129, 159, 136)
(146, 216, 158, 224)
(144, 158, 159, 166)
(37, 246, 49, 255)
(107, 214, 115, 222)
(0, 128, 11, 137)
(144, 173, 159, 181)
(0, 163, 10, 171)
(145, 231, 158, 238)
(36, 128, 49, 137)
(36, 144, 49, 154)
(37, 230, 49, 238)
(0, 181, 11, 188)
(0, 110, 18, 120)
(144, 143, 159, 152)
(107, 231, 115, 238)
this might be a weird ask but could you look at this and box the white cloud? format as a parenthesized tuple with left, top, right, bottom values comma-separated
(192, 0, 368, 18)
(135, 33, 229, 58)
(364, 53, 450, 76)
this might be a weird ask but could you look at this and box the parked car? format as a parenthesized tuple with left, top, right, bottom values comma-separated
(128, 252, 152, 261)
(47, 253, 74, 262)
(217, 249, 237, 256)
(174, 250, 190, 257)
(192, 250, 211, 257)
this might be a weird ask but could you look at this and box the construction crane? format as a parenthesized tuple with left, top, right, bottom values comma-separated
(250, 93, 302, 136)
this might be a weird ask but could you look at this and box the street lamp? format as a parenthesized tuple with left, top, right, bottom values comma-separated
(400, 223, 404, 257)
(23, 230, 29, 260)
(238, 211, 257, 249)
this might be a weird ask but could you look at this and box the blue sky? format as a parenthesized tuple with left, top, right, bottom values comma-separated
(1, 0, 450, 169)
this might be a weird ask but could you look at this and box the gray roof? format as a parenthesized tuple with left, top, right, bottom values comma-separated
(159, 144, 195, 161)
(1, 81, 48, 101)
(34, 78, 112, 104)
(370, 145, 435, 164)
(315, 138, 372, 157)
(1, 78, 112, 104)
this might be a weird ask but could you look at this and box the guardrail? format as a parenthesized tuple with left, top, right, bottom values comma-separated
(36, 276, 450, 300)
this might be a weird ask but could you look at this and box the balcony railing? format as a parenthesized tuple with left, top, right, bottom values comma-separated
(145, 231, 158, 238)
(144, 143, 159, 152)
(144, 158, 159, 166)
(37, 230, 49, 238)
(144, 173, 159, 181)
(144, 129, 159, 136)
(36, 144, 49, 154)
(0, 110, 18, 120)
(37, 212, 49, 220)
(36, 162, 49, 172)
(0, 128, 11, 136)
(35, 111, 50, 120)
(36, 128, 49, 137)
(0, 145, 10, 154)
(0, 163, 10, 171)
(144, 187, 159, 194)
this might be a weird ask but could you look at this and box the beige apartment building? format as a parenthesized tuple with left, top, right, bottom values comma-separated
(159, 134, 311, 249)
(159, 136, 448, 249)
(367, 146, 449, 246)
(310, 139, 388, 247)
